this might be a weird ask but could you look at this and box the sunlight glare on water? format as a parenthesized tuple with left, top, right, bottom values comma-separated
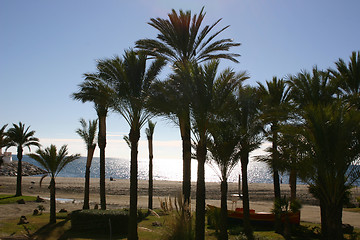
(22, 155, 273, 183)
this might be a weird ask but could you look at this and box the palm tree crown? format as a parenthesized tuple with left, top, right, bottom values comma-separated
(111, 50, 165, 129)
(287, 67, 338, 108)
(0, 124, 8, 154)
(332, 51, 360, 95)
(76, 118, 97, 149)
(29, 145, 80, 178)
(136, 8, 240, 64)
(6, 122, 40, 151)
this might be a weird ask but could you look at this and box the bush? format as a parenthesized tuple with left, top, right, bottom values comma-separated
(71, 209, 129, 235)
(162, 193, 194, 240)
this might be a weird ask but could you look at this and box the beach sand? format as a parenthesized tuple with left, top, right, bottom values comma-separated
(0, 176, 359, 228)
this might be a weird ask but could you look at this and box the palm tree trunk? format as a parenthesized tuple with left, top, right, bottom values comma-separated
(195, 140, 206, 240)
(50, 177, 56, 224)
(323, 201, 343, 240)
(98, 115, 107, 210)
(129, 128, 140, 240)
(320, 200, 328, 240)
(148, 138, 153, 210)
(83, 147, 95, 209)
(272, 126, 282, 233)
(179, 114, 192, 205)
(219, 179, 228, 240)
(15, 146, 23, 197)
(241, 151, 254, 240)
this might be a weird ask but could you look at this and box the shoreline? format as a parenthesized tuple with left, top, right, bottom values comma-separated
(0, 176, 319, 205)
(1, 176, 360, 228)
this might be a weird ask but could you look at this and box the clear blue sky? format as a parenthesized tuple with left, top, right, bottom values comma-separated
(1, 0, 359, 159)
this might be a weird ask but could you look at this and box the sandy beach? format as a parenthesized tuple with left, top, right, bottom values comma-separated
(0, 176, 359, 228)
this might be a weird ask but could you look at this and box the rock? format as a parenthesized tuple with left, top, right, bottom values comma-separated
(17, 199, 25, 204)
(59, 208, 67, 213)
(152, 221, 162, 227)
(0, 161, 47, 176)
(33, 209, 39, 215)
(18, 216, 29, 225)
(36, 196, 45, 202)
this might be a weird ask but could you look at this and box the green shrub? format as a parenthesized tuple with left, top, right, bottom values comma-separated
(206, 206, 221, 232)
(71, 209, 129, 235)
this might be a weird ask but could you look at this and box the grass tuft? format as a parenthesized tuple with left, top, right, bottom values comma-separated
(0, 194, 37, 204)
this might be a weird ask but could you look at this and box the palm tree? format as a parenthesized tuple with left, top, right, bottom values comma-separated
(108, 50, 165, 240)
(0, 124, 8, 155)
(257, 77, 290, 233)
(300, 103, 360, 240)
(182, 60, 244, 240)
(234, 86, 263, 239)
(136, 8, 240, 205)
(6, 122, 40, 196)
(145, 120, 156, 210)
(0, 124, 8, 167)
(28, 145, 80, 223)
(286, 67, 351, 239)
(76, 118, 98, 209)
(208, 118, 242, 240)
(72, 68, 114, 210)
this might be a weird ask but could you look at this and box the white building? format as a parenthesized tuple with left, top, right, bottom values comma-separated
(1, 152, 12, 163)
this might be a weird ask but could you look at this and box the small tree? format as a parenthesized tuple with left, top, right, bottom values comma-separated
(76, 118, 97, 209)
(28, 145, 80, 223)
(208, 119, 242, 240)
(6, 122, 40, 196)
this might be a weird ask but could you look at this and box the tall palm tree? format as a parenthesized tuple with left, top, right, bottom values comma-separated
(72, 68, 114, 210)
(234, 86, 263, 240)
(76, 118, 98, 209)
(28, 145, 80, 223)
(136, 8, 240, 205)
(145, 120, 156, 210)
(257, 77, 290, 233)
(182, 60, 245, 240)
(286, 67, 348, 239)
(6, 122, 40, 196)
(108, 50, 165, 240)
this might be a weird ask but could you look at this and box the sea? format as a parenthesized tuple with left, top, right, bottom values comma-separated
(19, 155, 360, 186)
(19, 155, 279, 184)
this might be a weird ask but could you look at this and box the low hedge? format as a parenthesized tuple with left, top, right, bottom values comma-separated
(71, 209, 129, 235)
